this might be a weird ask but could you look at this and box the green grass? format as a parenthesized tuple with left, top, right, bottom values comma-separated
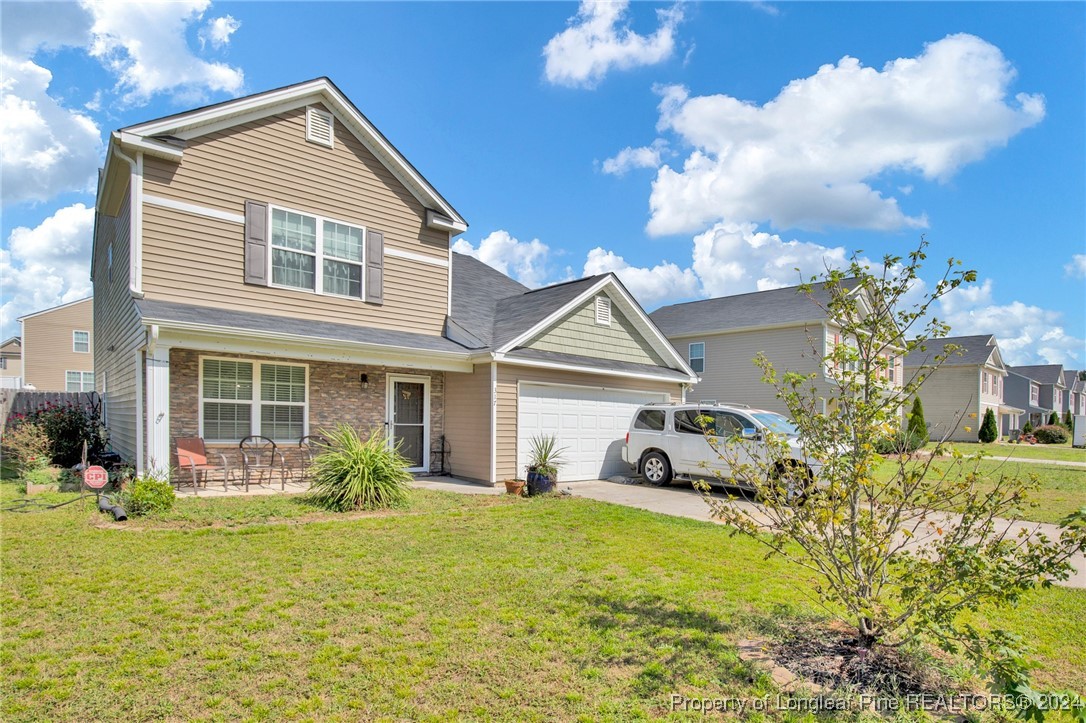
(927, 440, 1086, 464)
(2, 480, 1084, 721)
(873, 458, 1086, 525)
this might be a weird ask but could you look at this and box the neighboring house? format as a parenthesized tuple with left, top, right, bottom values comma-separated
(17, 298, 94, 392)
(92, 77, 696, 481)
(1061, 370, 1085, 417)
(649, 280, 903, 416)
(0, 337, 22, 389)
(903, 335, 1021, 442)
(1004, 364, 1066, 432)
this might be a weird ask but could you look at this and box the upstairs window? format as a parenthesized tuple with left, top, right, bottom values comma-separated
(688, 342, 705, 374)
(73, 330, 90, 353)
(1030, 384, 1039, 405)
(982, 372, 989, 394)
(270, 207, 365, 299)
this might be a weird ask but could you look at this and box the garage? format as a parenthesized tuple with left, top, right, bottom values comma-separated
(517, 383, 670, 481)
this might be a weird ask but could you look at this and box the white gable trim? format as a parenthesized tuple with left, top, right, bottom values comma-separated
(495, 276, 697, 381)
(121, 78, 466, 230)
(17, 296, 93, 322)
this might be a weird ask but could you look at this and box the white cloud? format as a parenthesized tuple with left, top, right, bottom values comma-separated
(583, 247, 699, 307)
(646, 34, 1045, 236)
(543, 0, 684, 88)
(938, 280, 1085, 366)
(82, 0, 244, 105)
(748, 2, 780, 17)
(199, 15, 240, 50)
(1064, 254, 1086, 279)
(0, 1, 92, 57)
(601, 139, 668, 176)
(0, 204, 96, 338)
(0, 56, 102, 205)
(453, 230, 553, 288)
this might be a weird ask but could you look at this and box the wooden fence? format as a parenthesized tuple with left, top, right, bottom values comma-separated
(2, 391, 102, 431)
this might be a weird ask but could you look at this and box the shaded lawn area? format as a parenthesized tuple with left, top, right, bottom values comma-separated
(2, 484, 1084, 722)
(873, 458, 1086, 525)
(926, 440, 1086, 464)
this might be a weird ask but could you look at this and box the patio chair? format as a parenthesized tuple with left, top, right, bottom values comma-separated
(239, 435, 287, 491)
(297, 434, 331, 484)
(175, 437, 232, 494)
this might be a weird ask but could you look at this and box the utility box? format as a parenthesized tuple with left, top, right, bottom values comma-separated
(1074, 416, 1086, 448)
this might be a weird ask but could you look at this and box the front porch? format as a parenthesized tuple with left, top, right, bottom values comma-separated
(171, 474, 499, 498)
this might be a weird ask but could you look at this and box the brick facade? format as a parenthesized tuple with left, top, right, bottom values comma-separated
(169, 348, 445, 474)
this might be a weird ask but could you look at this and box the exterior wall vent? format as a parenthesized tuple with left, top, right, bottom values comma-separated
(306, 107, 334, 148)
(595, 296, 612, 326)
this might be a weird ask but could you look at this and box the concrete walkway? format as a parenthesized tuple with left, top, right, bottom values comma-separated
(411, 476, 1086, 590)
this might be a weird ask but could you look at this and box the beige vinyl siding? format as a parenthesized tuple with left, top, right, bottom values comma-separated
(444, 365, 492, 483)
(526, 298, 666, 366)
(493, 365, 682, 481)
(0, 341, 22, 380)
(911, 365, 981, 442)
(140, 104, 450, 333)
(93, 191, 144, 461)
(678, 325, 826, 413)
(22, 298, 94, 392)
(141, 204, 448, 333)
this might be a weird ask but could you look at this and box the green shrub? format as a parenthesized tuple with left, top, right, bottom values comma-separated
(121, 476, 176, 516)
(22, 467, 56, 493)
(1033, 425, 1068, 444)
(1063, 410, 1074, 430)
(906, 396, 927, 438)
(1022, 421, 1034, 435)
(3, 421, 51, 472)
(1047, 411, 1059, 426)
(873, 429, 927, 455)
(306, 425, 412, 511)
(9, 402, 109, 467)
(978, 408, 998, 443)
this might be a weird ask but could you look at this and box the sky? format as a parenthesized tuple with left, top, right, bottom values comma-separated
(2, 0, 1084, 367)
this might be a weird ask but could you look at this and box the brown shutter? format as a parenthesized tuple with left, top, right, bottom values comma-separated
(365, 229, 384, 304)
(244, 201, 269, 286)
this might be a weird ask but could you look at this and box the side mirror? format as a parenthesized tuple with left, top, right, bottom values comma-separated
(742, 427, 759, 440)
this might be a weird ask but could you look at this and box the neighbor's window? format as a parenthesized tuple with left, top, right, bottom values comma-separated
(982, 372, 989, 394)
(66, 371, 94, 392)
(688, 342, 705, 374)
(270, 207, 364, 298)
(73, 330, 90, 353)
(1030, 384, 1039, 405)
(201, 358, 307, 442)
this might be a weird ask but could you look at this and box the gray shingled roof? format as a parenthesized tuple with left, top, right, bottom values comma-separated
(1009, 364, 1066, 386)
(504, 348, 691, 381)
(649, 279, 854, 337)
(448, 253, 530, 348)
(1065, 370, 1084, 393)
(136, 298, 469, 354)
(903, 334, 997, 368)
(489, 275, 606, 351)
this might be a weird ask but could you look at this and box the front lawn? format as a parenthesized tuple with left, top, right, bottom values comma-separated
(928, 440, 1086, 464)
(2, 483, 1084, 721)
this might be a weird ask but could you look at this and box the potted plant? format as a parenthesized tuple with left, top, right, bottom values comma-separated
(503, 479, 526, 496)
(525, 434, 567, 495)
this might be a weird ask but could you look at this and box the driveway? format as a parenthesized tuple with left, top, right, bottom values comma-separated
(411, 476, 1086, 590)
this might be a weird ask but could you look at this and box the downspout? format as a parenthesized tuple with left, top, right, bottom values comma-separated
(490, 361, 497, 485)
(111, 144, 144, 298)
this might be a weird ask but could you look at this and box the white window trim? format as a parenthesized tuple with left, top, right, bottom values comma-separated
(73, 330, 90, 353)
(266, 204, 367, 301)
(1030, 384, 1039, 405)
(688, 342, 705, 374)
(65, 370, 95, 392)
(198, 355, 310, 443)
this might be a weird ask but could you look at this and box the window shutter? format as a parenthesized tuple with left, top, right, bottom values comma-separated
(365, 229, 384, 305)
(244, 201, 269, 286)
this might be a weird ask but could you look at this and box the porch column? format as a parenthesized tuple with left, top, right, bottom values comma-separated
(145, 345, 171, 476)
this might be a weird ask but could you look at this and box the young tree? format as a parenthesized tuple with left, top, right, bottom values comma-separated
(697, 239, 1085, 692)
(1063, 409, 1074, 430)
(1048, 411, 1060, 426)
(1023, 420, 1034, 435)
(978, 407, 998, 443)
(906, 396, 927, 439)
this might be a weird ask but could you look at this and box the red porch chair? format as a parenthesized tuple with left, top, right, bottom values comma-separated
(175, 437, 232, 494)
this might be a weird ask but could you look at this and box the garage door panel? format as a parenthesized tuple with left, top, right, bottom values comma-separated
(517, 383, 670, 482)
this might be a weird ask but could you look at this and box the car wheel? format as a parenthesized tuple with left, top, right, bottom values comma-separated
(770, 463, 812, 504)
(641, 452, 672, 487)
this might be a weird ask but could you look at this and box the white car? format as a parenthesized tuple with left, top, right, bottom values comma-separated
(622, 402, 821, 490)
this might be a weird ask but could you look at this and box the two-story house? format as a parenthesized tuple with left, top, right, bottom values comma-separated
(1004, 364, 1065, 433)
(1061, 370, 1084, 418)
(903, 334, 1021, 442)
(649, 279, 903, 416)
(16, 298, 95, 392)
(92, 78, 696, 483)
(0, 337, 22, 389)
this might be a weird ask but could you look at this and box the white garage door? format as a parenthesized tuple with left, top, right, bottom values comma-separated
(518, 384, 670, 481)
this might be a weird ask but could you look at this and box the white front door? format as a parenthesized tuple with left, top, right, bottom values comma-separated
(387, 374, 429, 472)
(517, 383, 669, 481)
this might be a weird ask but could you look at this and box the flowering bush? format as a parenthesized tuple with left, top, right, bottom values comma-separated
(3, 422, 51, 472)
(8, 402, 108, 467)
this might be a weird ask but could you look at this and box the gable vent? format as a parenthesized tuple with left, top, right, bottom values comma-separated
(306, 107, 334, 147)
(595, 295, 612, 326)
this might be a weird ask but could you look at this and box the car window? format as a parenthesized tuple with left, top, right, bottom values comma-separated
(674, 410, 708, 435)
(715, 412, 750, 438)
(751, 412, 799, 436)
(674, 410, 748, 437)
(633, 409, 666, 431)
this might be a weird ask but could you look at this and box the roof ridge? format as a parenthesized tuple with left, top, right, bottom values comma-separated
(654, 276, 855, 312)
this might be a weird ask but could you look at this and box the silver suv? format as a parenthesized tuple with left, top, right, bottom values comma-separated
(622, 402, 821, 488)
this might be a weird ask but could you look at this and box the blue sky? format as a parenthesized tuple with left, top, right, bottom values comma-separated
(2, 1, 1084, 366)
